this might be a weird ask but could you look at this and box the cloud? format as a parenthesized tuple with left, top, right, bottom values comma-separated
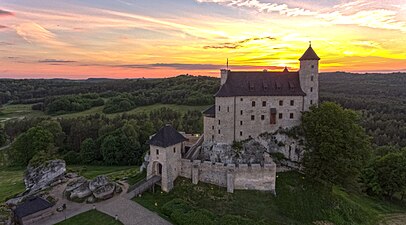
(38, 59, 77, 63)
(197, 0, 317, 16)
(204, 36, 276, 49)
(0, 41, 13, 45)
(197, 0, 406, 32)
(0, 25, 7, 29)
(0, 9, 14, 17)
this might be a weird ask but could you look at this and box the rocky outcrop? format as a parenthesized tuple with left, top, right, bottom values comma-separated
(65, 175, 117, 202)
(24, 160, 66, 192)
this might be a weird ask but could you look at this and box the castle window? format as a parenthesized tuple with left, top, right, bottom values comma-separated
(240, 98, 243, 101)
(240, 121, 243, 125)
(279, 113, 283, 119)
(212, 126, 214, 130)
(252, 101, 256, 107)
(310, 87, 313, 92)
(173, 147, 176, 153)
(262, 101, 266, 107)
(227, 107, 229, 112)
(218, 120, 220, 125)
(279, 100, 283, 106)
(251, 115, 255, 121)
(212, 135, 214, 141)
(290, 113, 294, 119)
(249, 82, 255, 91)
(240, 110, 243, 115)
(156, 149, 159, 155)
(290, 100, 294, 106)
(310, 100, 313, 105)
(311, 76, 314, 81)
(218, 129, 221, 134)
(270, 108, 277, 124)
(218, 105, 221, 111)
(311, 65, 314, 69)
(240, 131, 243, 136)
(275, 82, 282, 90)
(261, 115, 265, 120)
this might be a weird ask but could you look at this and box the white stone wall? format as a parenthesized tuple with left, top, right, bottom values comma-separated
(213, 96, 303, 144)
(179, 159, 276, 193)
(203, 116, 215, 142)
(147, 142, 182, 192)
(299, 60, 319, 111)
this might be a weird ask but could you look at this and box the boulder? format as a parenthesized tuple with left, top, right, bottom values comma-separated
(89, 176, 110, 192)
(65, 177, 87, 192)
(24, 160, 66, 192)
(93, 183, 115, 200)
(69, 180, 92, 199)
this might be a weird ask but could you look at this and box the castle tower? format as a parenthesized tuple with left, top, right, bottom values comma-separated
(146, 125, 188, 192)
(299, 44, 320, 111)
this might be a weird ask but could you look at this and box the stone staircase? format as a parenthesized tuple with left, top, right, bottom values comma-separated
(125, 176, 161, 199)
(184, 134, 204, 160)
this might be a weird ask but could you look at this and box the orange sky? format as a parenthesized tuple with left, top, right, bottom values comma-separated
(1, 0, 406, 79)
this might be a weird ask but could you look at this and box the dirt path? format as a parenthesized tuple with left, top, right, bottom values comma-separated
(380, 214, 406, 225)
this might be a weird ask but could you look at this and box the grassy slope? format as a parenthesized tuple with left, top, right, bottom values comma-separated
(134, 172, 405, 225)
(56, 210, 123, 225)
(0, 104, 45, 123)
(67, 165, 138, 180)
(0, 167, 25, 202)
(54, 104, 210, 119)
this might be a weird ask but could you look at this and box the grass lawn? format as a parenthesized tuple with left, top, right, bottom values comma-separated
(55, 104, 210, 119)
(56, 210, 123, 225)
(0, 104, 45, 123)
(0, 167, 25, 203)
(134, 172, 405, 225)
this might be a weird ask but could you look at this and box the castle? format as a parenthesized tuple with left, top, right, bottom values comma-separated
(203, 44, 320, 144)
(146, 45, 320, 193)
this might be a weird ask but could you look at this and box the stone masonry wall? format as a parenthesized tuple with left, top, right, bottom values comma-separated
(180, 159, 276, 193)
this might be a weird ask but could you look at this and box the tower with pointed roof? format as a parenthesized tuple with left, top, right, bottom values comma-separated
(299, 44, 320, 111)
(146, 124, 188, 192)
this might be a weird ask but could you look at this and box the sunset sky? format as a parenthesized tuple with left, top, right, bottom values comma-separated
(1, 0, 406, 79)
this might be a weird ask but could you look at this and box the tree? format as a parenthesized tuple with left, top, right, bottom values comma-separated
(0, 128, 6, 147)
(10, 126, 54, 166)
(361, 152, 406, 199)
(80, 138, 98, 164)
(101, 135, 119, 165)
(302, 102, 371, 187)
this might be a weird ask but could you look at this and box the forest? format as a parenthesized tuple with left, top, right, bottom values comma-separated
(0, 72, 405, 167)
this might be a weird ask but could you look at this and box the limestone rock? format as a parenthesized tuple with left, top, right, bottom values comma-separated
(24, 160, 66, 192)
(93, 183, 115, 200)
(69, 180, 92, 199)
(89, 176, 110, 192)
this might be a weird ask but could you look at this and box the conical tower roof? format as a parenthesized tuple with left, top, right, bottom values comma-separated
(299, 45, 320, 61)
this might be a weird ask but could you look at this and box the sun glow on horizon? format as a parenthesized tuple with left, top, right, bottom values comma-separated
(0, 0, 405, 79)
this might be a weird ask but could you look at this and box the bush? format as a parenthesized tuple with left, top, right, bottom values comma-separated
(161, 198, 192, 216)
(63, 151, 81, 165)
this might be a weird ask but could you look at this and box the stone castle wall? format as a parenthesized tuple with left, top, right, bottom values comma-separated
(180, 159, 276, 193)
(206, 95, 304, 144)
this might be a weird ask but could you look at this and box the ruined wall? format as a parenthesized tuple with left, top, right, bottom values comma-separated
(180, 159, 276, 193)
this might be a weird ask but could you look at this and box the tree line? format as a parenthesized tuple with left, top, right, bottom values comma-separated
(5, 108, 202, 166)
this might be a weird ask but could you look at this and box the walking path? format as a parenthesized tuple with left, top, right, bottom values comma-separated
(32, 179, 171, 225)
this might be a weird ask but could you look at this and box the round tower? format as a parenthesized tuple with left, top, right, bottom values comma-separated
(299, 43, 320, 111)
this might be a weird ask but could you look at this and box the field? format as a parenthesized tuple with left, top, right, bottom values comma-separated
(56, 210, 123, 225)
(134, 172, 405, 225)
(0, 103, 210, 122)
(0, 104, 45, 124)
(0, 167, 25, 203)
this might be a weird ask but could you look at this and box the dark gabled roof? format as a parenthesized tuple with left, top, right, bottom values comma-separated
(215, 71, 306, 97)
(14, 197, 53, 219)
(148, 125, 188, 148)
(202, 105, 215, 118)
(299, 46, 320, 61)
